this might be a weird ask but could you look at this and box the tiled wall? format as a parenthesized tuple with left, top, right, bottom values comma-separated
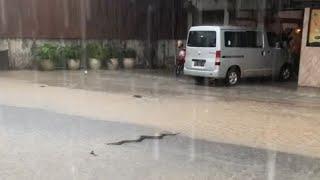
(299, 8, 320, 88)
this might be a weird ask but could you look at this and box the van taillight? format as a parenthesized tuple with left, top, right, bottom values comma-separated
(215, 51, 221, 66)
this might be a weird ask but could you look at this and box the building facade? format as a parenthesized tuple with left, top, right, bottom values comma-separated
(0, 0, 320, 87)
(186, 0, 320, 87)
(0, 0, 187, 69)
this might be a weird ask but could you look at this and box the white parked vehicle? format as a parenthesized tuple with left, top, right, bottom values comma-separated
(184, 26, 292, 85)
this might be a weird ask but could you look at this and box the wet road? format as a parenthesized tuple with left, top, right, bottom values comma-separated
(1, 70, 320, 106)
(1, 105, 320, 180)
(1, 70, 320, 179)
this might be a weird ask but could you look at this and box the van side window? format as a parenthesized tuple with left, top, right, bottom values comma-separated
(225, 31, 262, 48)
(187, 31, 216, 47)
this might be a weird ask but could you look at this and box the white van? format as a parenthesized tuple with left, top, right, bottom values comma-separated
(184, 26, 292, 85)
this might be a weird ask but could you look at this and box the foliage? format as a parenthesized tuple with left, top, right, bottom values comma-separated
(34, 43, 58, 61)
(87, 43, 109, 60)
(60, 45, 81, 59)
(104, 46, 112, 59)
(110, 47, 122, 59)
(124, 48, 137, 58)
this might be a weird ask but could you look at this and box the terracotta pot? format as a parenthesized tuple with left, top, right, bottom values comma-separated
(40, 59, 55, 71)
(67, 59, 80, 70)
(107, 58, 119, 70)
(89, 58, 102, 70)
(123, 58, 135, 69)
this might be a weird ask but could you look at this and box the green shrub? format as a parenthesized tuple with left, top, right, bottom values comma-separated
(124, 48, 137, 58)
(34, 43, 58, 61)
(61, 45, 81, 60)
(110, 47, 122, 59)
(104, 46, 112, 60)
(87, 43, 109, 60)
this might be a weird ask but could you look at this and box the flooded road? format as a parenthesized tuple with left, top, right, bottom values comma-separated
(1, 70, 320, 106)
(1, 105, 320, 180)
(0, 70, 320, 179)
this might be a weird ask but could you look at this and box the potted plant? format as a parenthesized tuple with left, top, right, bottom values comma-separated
(123, 48, 137, 69)
(107, 47, 121, 70)
(87, 43, 107, 70)
(62, 45, 81, 70)
(34, 43, 58, 71)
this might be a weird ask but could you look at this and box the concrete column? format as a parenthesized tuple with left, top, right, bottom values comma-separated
(257, 0, 267, 28)
(198, 0, 203, 25)
(187, 12, 193, 30)
(224, 8, 230, 25)
(187, 0, 195, 30)
(198, 10, 203, 25)
(223, 0, 229, 26)
(298, 8, 320, 88)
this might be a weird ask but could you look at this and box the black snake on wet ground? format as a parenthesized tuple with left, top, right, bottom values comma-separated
(107, 133, 179, 145)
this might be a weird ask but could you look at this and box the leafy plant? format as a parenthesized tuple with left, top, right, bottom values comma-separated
(34, 43, 58, 61)
(124, 48, 137, 58)
(104, 46, 112, 60)
(87, 43, 109, 60)
(61, 45, 81, 60)
(110, 47, 122, 59)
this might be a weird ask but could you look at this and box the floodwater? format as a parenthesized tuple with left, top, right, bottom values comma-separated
(0, 70, 320, 160)
(1, 105, 320, 180)
(0, 0, 316, 179)
(1, 70, 320, 105)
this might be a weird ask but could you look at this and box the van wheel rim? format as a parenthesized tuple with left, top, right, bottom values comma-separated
(229, 72, 238, 85)
(283, 68, 291, 80)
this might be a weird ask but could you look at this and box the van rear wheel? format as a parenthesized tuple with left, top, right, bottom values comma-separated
(226, 68, 240, 86)
(194, 77, 205, 85)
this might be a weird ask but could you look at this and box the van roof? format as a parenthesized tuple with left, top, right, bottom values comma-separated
(189, 25, 263, 31)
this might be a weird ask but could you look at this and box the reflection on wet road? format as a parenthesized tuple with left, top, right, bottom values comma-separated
(1, 70, 320, 106)
(0, 71, 320, 158)
(1, 105, 320, 180)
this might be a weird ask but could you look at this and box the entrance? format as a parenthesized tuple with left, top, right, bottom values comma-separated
(0, 50, 9, 70)
(269, 10, 304, 80)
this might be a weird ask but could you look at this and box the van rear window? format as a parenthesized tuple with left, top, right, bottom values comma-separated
(187, 31, 216, 47)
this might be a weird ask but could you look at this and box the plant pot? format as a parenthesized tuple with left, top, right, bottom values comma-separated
(107, 58, 119, 70)
(123, 58, 135, 69)
(89, 58, 102, 70)
(40, 59, 55, 71)
(67, 59, 80, 70)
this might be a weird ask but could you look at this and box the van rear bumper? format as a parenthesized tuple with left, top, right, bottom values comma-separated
(184, 67, 225, 79)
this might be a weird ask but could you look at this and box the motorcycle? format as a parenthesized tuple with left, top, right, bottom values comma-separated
(175, 49, 186, 77)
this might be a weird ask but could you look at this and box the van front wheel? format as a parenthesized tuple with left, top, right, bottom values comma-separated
(279, 64, 292, 81)
(226, 68, 240, 86)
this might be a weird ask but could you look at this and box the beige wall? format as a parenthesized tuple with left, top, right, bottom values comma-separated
(299, 8, 320, 88)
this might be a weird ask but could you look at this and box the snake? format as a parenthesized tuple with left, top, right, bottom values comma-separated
(107, 133, 179, 146)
